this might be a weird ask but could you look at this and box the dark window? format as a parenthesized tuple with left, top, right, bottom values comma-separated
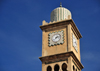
(62, 63, 67, 71)
(47, 66, 52, 71)
(73, 66, 75, 71)
(54, 64, 59, 71)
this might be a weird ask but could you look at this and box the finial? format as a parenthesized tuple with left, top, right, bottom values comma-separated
(60, 2, 62, 7)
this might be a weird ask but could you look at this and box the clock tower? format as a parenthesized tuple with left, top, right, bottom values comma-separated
(39, 4, 84, 71)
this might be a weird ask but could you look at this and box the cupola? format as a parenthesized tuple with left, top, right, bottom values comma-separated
(50, 3, 72, 22)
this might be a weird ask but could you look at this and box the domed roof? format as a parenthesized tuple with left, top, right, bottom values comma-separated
(50, 5, 72, 22)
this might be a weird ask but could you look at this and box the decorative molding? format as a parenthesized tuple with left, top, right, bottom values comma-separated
(72, 60, 80, 71)
(48, 30, 64, 47)
(39, 51, 84, 69)
(40, 19, 82, 39)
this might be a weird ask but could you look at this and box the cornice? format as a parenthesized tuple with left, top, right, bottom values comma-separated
(39, 51, 84, 70)
(40, 19, 82, 39)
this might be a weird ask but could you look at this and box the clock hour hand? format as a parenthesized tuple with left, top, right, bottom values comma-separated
(55, 36, 58, 39)
(55, 36, 59, 39)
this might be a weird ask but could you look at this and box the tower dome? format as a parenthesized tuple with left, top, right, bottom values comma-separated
(50, 4, 72, 22)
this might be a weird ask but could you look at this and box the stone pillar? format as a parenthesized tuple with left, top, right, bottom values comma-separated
(67, 24, 71, 51)
(68, 57, 72, 71)
(42, 63, 45, 71)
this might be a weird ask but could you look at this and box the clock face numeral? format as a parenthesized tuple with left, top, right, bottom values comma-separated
(73, 34, 78, 52)
(48, 30, 64, 46)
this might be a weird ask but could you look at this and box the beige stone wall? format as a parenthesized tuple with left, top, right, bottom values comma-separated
(42, 24, 81, 61)
(68, 56, 73, 71)
(41, 19, 83, 71)
(41, 22, 83, 71)
(42, 27, 67, 56)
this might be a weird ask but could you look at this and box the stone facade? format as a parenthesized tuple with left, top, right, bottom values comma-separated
(39, 19, 83, 71)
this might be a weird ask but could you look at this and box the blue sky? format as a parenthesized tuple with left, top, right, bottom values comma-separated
(0, 0, 100, 71)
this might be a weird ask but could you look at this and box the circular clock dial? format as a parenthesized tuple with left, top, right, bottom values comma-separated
(73, 38, 77, 47)
(52, 34, 61, 42)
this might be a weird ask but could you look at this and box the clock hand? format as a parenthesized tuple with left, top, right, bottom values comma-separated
(55, 36, 59, 39)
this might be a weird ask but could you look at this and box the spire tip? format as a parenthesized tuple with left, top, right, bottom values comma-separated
(60, 2, 62, 7)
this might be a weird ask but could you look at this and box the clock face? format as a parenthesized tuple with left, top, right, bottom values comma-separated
(52, 34, 61, 42)
(73, 34, 77, 52)
(73, 38, 77, 47)
(48, 30, 64, 46)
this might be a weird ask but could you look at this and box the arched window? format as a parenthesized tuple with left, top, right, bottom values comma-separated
(54, 64, 59, 71)
(47, 66, 52, 71)
(76, 69, 77, 71)
(62, 63, 67, 71)
(73, 66, 75, 71)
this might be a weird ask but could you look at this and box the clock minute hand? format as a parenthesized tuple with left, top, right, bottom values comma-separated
(55, 36, 59, 39)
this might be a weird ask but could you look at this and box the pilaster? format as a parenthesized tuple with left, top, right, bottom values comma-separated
(67, 24, 71, 51)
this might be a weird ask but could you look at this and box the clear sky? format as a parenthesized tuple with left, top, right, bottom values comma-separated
(0, 0, 100, 71)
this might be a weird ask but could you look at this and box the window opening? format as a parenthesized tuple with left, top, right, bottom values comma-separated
(62, 63, 67, 71)
(54, 64, 59, 71)
(73, 66, 75, 71)
(47, 66, 52, 71)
